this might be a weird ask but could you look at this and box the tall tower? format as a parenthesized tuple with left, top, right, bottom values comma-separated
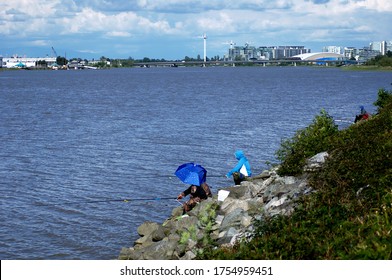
(203, 33, 207, 67)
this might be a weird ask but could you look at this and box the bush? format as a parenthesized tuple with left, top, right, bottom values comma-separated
(374, 88, 392, 112)
(275, 109, 338, 176)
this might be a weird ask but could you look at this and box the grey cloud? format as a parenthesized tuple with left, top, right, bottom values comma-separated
(309, 0, 330, 4)
(5, 8, 29, 22)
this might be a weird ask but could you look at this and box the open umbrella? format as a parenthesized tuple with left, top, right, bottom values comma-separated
(175, 162, 207, 186)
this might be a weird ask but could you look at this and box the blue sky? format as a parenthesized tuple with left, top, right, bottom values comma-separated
(0, 0, 391, 60)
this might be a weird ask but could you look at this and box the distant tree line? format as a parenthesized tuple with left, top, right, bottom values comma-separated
(365, 51, 392, 67)
(53, 54, 223, 68)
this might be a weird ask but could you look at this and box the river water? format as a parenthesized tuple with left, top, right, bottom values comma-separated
(0, 66, 391, 259)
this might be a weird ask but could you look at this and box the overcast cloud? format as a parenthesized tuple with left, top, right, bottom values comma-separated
(0, 0, 391, 59)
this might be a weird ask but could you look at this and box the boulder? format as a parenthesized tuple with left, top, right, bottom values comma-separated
(137, 221, 159, 237)
(220, 208, 246, 231)
(220, 198, 250, 215)
(304, 151, 329, 172)
(139, 238, 180, 260)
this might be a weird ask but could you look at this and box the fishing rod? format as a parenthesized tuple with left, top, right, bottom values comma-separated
(140, 175, 225, 178)
(334, 119, 354, 124)
(37, 196, 177, 206)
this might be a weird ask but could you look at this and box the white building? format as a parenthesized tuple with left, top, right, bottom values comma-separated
(1, 56, 56, 68)
(369, 41, 392, 55)
(322, 46, 343, 54)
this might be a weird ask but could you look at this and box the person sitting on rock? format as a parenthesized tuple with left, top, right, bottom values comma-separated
(177, 182, 212, 214)
(226, 150, 252, 185)
(354, 105, 371, 123)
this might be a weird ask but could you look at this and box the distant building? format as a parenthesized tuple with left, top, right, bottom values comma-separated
(322, 46, 343, 54)
(344, 47, 357, 59)
(370, 40, 392, 55)
(356, 47, 380, 61)
(2, 56, 56, 68)
(225, 44, 310, 61)
(260, 46, 310, 60)
(225, 43, 259, 61)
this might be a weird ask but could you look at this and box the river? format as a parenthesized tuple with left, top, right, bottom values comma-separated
(0, 66, 391, 259)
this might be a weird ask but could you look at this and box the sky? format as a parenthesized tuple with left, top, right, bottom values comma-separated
(0, 0, 391, 60)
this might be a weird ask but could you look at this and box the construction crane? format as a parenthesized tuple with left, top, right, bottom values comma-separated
(51, 47, 58, 58)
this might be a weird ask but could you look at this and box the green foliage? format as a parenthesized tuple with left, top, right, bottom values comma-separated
(366, 53, 392, 67)
(179, 225, 197, 245)
(374, 88, 392, 112)
(56, 56, 68, 66)
(198, 202, 218, 228)
(201, 93, 392, 260)
(197, 201, 219, 247)
(275, 109, 338, 176)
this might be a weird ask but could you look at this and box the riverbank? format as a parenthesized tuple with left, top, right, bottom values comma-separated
(341, 65, 392, 71)
(118, 153, 326, 260)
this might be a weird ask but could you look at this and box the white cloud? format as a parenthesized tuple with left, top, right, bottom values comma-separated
(106, 31, 132, 37)
(355, 0, 392, 12)
(30, 40, 51, 46)
(0, 0, 390, 58)
(196, 12, 234, 32)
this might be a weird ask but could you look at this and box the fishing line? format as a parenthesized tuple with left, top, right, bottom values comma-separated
(137, 175, 224, 179)
(37, 197, 177, 207)
(334, 119, 354, 124)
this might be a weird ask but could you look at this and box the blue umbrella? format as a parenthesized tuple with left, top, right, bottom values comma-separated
(175, 162, 207, 186)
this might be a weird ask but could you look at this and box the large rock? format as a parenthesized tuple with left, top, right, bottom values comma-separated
(139, 238, 181, 260)
(304, 151, 329, 172)
(220, 208, 247, 231)
(137, 221, 159, 236)
(135, 221, 166, 245)
(220, 197, 249, 215)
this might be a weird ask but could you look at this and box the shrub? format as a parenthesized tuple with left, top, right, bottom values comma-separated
(374, 88, 392, 112)
(275, 109, 338, 176)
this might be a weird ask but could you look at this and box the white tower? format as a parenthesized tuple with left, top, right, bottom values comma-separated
(203, 33, 207, 67)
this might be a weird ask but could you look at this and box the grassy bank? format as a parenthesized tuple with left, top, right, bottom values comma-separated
(341, 65, 392, 71)
(201, 88, 392, 260)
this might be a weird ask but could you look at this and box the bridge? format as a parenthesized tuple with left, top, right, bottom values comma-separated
(133, 59, 362, 68)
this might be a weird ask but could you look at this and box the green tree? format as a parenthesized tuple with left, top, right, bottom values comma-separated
(374, 88, 392, 112)
(56, 56, 68, 66)
(275, 109, 338, 176)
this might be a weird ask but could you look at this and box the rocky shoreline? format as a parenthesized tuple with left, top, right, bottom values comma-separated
(119, 152, 328, 260)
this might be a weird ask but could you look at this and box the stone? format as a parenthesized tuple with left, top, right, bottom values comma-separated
(263, 182, 290, 202)
(137, 221, 159, 237)
(215, 215, 224, 225)
(304, 151, 329, 171)
(220, 199, 249, 215)
(226, 185, 253, 199)
(140, 238, 181, 260)
(181, 251, 197, 260)
(151, 225, 166, 242)
(171, 206, 184, 217)
(220, 208, 245, 231)
(276, 176, 297, 185)
(134, 234, 153, 248)
(254, 169, 273, 179)
(241, 214, 252, 228)
(119, 247, 143, 260)
(217, 227, 240, 245)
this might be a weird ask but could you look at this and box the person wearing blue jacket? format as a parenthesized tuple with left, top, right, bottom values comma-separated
(226, 150, 252, 185)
